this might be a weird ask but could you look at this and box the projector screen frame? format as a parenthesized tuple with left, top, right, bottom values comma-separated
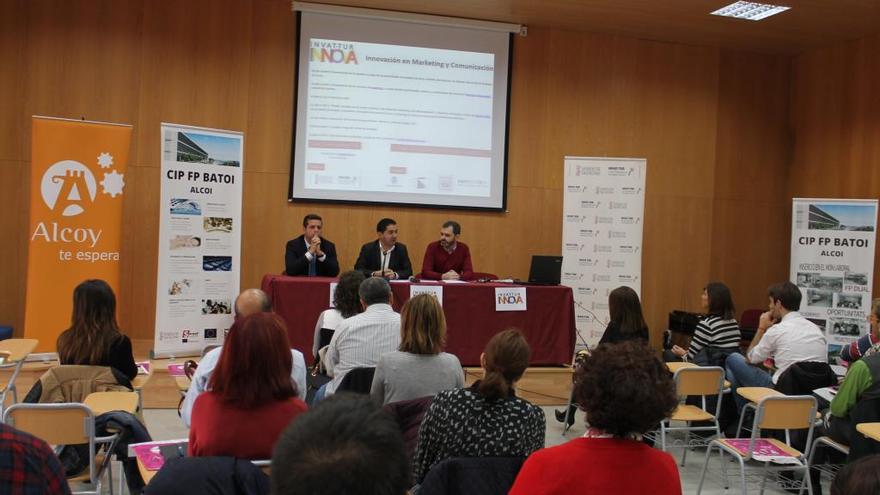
(287, 9, 515, 213)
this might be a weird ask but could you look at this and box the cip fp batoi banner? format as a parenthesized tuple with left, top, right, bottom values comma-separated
(25, 117, 132, 352)
(562, 157, 646, 350)
(154, 124, 243, 357)
(790, 199, 878, 361)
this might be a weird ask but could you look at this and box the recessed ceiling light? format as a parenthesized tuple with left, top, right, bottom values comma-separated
(711, 1, 791, 21)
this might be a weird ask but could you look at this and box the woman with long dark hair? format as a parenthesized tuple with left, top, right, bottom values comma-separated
(311, 270, 366, 358)
(189, 312, 307, 459)
(555, 286, 649, 424)
(56, 279, 137, 380)
(599, 286, 650, 344)
(669, 282, 740, 364)
(411, 329, 545, 483)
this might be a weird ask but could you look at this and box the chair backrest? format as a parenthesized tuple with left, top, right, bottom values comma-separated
(419, 456, 526, 495)
(337, 367, 376, 394)
(0, 338, 39, 362)
(4, 402, 94, 445)
(756, 395, 816, 431)
(674, 366, 725, 397)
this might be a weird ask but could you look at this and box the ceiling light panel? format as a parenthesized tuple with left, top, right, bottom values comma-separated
(711, 1, 791, 21)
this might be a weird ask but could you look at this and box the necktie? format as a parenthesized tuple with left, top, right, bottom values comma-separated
(309, 255, 316, 277)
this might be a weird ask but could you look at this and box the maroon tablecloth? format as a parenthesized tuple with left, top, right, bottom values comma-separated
(261, 275, 575, 366)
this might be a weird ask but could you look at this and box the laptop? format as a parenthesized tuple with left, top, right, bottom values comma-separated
(527, 255, 562, 285)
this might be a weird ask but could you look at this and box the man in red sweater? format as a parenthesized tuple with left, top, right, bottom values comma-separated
(420, 220, 474, 281)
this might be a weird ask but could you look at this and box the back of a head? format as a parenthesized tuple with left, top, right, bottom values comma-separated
(768, 281, 802, 311)
(359, 277, 392, 306)
(706, 281, 736, 320)
(271, 394, 408, 495)
(575, 341, 677, 437)
(478, 329, 530, 401)
(210, 313, 295, 407)
(59, 279, 120, 364)
(70, 279, 118, 330)
(399, 293, 445, 355)
(235, 288, 272, 319)
(608, 286, 647, 336)
(334, 271, 366, 318)
(831, 454, 880, 495)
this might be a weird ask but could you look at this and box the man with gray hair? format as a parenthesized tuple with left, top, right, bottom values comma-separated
(314, 278, 401, 403)
(180, 288, 308, 427)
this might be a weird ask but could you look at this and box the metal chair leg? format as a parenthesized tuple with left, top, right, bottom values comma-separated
(680, 427, 690, 466)
(696, 443, 713, 494)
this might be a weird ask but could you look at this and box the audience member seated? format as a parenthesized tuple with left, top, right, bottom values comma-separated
(510, 341, 680, 495)
(827, 350, 880, 448)
(725, 281, 826, 412)
(56, 279, 137, 380)
(189, 313, 307, 459)
(831, 454, 880, 495)
(315, 277, 401, 402)
(412, 329, 545, 484)
(839, 299, 880, 364)
(371, 293, 464, 405)
(312, 270, 365, 359)
(181, 288, 307, 427)
(0, 421, 71, 495)
(271, 394, 409, 495)
(556, 285, 648, 425)
(668, 282, 740, 365)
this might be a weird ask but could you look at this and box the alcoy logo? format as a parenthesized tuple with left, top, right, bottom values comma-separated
(31, 152, 126, 258)
(39, 152, 125, 216)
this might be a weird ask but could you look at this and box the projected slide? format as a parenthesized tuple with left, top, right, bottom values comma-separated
(304, 39, 495, 197)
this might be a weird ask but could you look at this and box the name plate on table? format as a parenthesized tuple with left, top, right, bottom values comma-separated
(411, 285, 443, 305)
(496, 287, 527, 311)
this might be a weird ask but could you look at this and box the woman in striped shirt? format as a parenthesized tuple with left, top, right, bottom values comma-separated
(670, 282, 741, 364)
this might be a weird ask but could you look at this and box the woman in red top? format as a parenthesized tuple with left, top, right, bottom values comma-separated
(189, 313, 307, 459)
(510, 341, 681, 495)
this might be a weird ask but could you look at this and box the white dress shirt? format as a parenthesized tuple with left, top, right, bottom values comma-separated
(325, 303, 401, 395)
(181, 345, 308, 427)
(747, 311, 827, 383)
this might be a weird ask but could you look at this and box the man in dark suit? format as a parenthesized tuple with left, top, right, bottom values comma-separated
(354, 218, 412, 280)
(285, 213, 340, 277)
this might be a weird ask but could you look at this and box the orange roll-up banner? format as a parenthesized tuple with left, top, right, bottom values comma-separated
(24, 116, 132, 352)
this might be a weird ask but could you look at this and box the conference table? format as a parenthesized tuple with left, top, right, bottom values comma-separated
(261, 275, 576, 367)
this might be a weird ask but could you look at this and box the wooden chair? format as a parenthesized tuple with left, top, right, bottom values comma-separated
(4, 402, 120, 495)
(697, 395, 818, 495)
(0, 338, 39, 419)
(659, 366, 726, 466)
(735, 386, 783, 437)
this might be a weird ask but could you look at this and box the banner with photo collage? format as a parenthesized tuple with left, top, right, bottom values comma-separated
(154, 123, 244, 357)
(790, 198, 878, 362)
(562, 157, 646, 351)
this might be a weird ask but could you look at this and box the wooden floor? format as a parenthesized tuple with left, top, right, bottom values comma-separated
(2, 340, 573, 408)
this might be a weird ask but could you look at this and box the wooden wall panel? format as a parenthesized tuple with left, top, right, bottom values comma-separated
(789, 33, 880, 298)
(709, 51, 792, 315)
(0, 0, 797, 350)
